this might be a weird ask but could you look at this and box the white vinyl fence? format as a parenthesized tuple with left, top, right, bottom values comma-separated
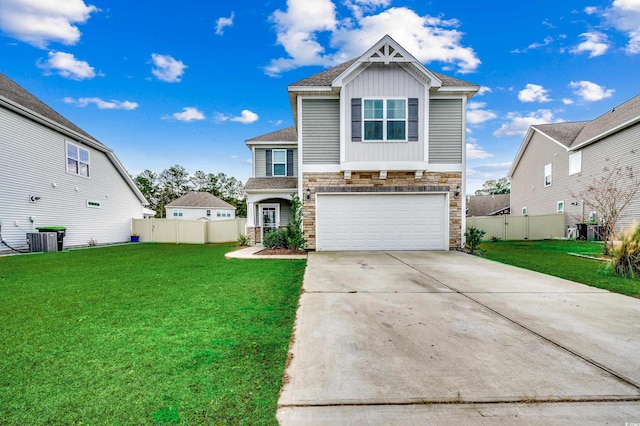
(131, 218, 247, 244)
(466, 213, 565, 241)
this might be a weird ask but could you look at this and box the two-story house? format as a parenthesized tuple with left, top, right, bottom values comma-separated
(244, 35, 479, 251)
(508, 93, 640, 232)
(0, 72, 148, 251)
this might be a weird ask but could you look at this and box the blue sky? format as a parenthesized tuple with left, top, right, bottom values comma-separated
(1, 0, 639, 193)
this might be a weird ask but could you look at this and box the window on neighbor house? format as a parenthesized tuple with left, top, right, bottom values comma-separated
(363, 99, 407, 141)
(569, 151, 582, 175)
(67, 142, 90, 177)
(522, 207, 528, 215)
(273, 149, 287, 176)
(557, 201, 564, 213)
(206, 209, 211, 217)
(173, 209, 183, 217)
(544, 163, 552, 187)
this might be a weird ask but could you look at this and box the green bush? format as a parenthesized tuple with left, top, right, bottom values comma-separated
(285, 193, 305, 251)
(611, 225, 640, 278)
(263, 229, 288, 249)
(237, 234, 249, 246)
(464, 227, 486, 254)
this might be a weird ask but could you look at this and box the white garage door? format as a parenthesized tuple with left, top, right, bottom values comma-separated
(316, 193, 448, 251)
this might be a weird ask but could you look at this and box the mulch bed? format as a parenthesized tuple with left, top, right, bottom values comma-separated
(257, 248, 307, 256)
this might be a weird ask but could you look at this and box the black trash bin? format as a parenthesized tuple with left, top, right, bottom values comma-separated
(576, 223, 588, 240)
(37, 226, 66, 251)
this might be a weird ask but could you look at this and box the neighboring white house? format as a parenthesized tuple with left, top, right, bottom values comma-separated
(508, 93, 640, 232)
(244, 35, 479, 250)
(0, 72, 149, 251)
(165, 192, 236, 220)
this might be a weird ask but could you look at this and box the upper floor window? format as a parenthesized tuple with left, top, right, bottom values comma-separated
(273, 149, 287, 176)
(206, 209, 211, 217)
(363, 98, 406, 141)
(67, 142, 89, 177)
(544, 163, 552, 187)
(569, 151, 582, 175)
(173, 209, 183, 217)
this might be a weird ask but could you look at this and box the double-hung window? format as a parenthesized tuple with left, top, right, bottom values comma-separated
(544, 163, 552, 187)
(272, 149, 286, 176)
(363, 99, 406, 141)
(67, 142, 90, 177)
(569, 151, 582, 175)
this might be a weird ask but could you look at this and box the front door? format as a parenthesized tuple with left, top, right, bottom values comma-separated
(260, 205, 279, 239)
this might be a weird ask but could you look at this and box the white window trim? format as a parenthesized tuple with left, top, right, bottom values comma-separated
(362, 97, 408, 142)
(522, 207, 528, 215)
(66, 141, 90, 178)
(272, 149, 287, 176)
(569, 151, 582, 175)
(557, 201, 564, 213)
(544, 163, 552, 187)
(172, 209, 183, 217)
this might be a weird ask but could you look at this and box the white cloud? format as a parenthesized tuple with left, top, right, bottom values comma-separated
(37, 51, 96, 80)
(518, 84, 551, 103)
(477, 86, 492, 96)
(601, 0, 640, 53)
(245, 158, 253, 165)
(512, 36, 554, 53)
(164, 107, 205, 122)
(569, 80, 615, 101)
(151, 53, 187, 83)
(215, 12, 235, 35)
(562, 98, 574, 105)
(0, 0, 98, 48)
(467, 102, 497, 124)
(266, 2, 479, 76)
(63, 97, 138, 110)
(570, 32, 610, 57)
(493, 109, 560, 137)
(466, 143, 493, 159)
(215, 110, 259, 124)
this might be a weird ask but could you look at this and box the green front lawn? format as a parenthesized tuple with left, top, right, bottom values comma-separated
(479, 240, 640, 297)
(0, 243, 306, 424)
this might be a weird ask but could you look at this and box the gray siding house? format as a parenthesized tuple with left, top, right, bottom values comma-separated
(508, 93, 640, 232)
(244, 35, 479, 250)
(0, 72, 148, 251)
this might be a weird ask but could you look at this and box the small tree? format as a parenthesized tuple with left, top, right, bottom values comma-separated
(572, 158, 640, 255)
(464, 227, 486, 254)
(285, 193, 305, 251)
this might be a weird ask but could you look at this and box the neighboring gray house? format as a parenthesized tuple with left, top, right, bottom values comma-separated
(508, 93, 640, 231)
(165, 191, 236, 220)
(0, 72, 148, 251)
(466, 194, 510, 216)
(244, 35, 479, 250)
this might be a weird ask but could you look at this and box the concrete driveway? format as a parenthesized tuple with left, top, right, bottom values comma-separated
(277, 251, 640, 425)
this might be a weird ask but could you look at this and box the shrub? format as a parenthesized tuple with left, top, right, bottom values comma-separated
(611, 225, 640, 278)
(263, 229, 288, 249)
(464, 227, 486, 254)
(285, 193, 305, 251)
(237, 234, 249, 246)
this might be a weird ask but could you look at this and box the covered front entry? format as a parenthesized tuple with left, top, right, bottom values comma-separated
(315, 193, 448, 251)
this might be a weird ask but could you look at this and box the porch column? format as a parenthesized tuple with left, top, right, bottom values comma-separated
(246, 201, 256, 227)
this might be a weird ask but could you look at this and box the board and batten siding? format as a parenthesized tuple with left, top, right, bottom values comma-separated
(343, 63, 425, 162)
(254, 147, 298, 177)
(428, 99, 463, 164)
(301, 99, 340, 164)
(0, 107, 144, 250)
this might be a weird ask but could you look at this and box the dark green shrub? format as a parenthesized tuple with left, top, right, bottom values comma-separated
(263, 229, 288, 249)
(464, 227, 486, 254)
(611, 225, 640, 278)
(285, 193, 305, 251)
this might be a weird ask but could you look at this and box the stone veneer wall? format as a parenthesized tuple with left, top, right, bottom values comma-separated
(302, 171, 463, 250)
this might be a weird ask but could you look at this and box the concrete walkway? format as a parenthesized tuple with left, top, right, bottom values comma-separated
(277, 251, 640, 425)
(224, 245, 307, 260)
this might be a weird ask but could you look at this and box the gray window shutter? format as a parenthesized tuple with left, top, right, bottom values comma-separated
(266, 149, 272, 177)
(408, 98, 419, 141)
(286, 149, 294, 176)
(351, 98, 362, 142)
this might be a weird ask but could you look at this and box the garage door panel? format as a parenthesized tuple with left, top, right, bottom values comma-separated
(316, 193, 448, 251)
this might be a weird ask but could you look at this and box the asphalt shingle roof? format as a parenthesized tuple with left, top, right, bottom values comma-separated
(0, 72, 100, 144)
(244, 177, 298, 191)
(166, 192, 236, 209)
(246, 126, 297, 142)
(467, 194, 510, 217)
(533, 93, 640, 148)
